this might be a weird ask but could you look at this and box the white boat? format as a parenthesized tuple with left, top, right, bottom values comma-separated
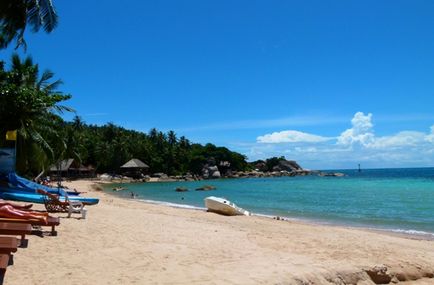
(204, 196, 250, 216)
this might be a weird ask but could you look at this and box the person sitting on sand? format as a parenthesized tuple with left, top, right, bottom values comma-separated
(0, 200, 33, 210)
(0, 205, 49, 224)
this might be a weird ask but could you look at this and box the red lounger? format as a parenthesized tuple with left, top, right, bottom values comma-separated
(0, 240, 17, 284)
(0, 222, 32, 242)
(0, 217, 60, 236)
(0, 237, 18, 255)
(0, 254, 10, 282)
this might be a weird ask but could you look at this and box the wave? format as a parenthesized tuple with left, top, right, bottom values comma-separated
(232, 212, 434, 239)
(388, 228, 434, 238)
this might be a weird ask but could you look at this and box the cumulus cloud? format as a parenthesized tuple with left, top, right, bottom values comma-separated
(337, 112, 375, 147)
(257, 130, 332, 144)
(249, 112, 434, 168)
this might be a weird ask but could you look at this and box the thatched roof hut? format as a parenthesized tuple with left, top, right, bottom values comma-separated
(49, 159, 95, 178)
(120, 159, 149, 169)
(120, 159, 149, 178)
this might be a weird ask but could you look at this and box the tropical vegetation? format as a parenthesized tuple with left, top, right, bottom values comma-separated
(0, 0, 58, 49)
(0, 54, 71, 174)
(0, 54, 249, 177)
(55, 120, 250, 176)
(0, 5, 251, 178)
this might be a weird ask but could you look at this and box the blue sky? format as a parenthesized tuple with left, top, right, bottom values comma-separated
(1, 0, 434, 169)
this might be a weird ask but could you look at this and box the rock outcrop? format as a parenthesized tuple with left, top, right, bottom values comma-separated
(202, 165, 221, 179)
(272, 160, 303, 172)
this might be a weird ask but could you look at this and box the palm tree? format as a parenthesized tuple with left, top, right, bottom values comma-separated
(0, 54, 72, 174)
(0, 0, 58, 49)
(167, 131, 177, 146)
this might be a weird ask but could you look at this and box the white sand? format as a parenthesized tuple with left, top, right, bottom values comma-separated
(4, 179, 434, 284)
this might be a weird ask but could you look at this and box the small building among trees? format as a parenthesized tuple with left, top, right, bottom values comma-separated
(49, 159, 96, 179)
(120, 158, 149, 178)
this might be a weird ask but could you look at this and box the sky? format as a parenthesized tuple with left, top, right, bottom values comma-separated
(1, 0, 434, 169)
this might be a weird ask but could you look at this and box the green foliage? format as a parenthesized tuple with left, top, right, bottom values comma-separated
(0, 55, 248, 177)
(251, 156, 286, 172)
(56, 121, 250, 176)
(0, 0, 58, 49)
(0, 54, 72, 175)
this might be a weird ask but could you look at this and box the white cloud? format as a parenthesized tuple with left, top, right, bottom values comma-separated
(370, 131, 426, 149)
(257, 130, 332, 144)
(337, 112, 375, 147)
(247, 112, 434, 168)
(426, 125, 434, 143)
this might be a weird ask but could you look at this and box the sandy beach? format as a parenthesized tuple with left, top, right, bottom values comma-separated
(3, 179, 434, 285)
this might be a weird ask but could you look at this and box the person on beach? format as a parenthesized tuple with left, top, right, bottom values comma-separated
(0, 200, 33, 210)
(0, 205, 49, 224)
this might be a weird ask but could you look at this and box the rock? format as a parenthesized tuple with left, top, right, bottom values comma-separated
(112, 187, 126, 191)
(195, 185, 217, 191)
(142, 175, 151, 182)
(175, 187, 188, 192)
(319, 172, 345, 177)
(272, 160, 303, 172)
(202, 168, 210, 179)
(201, 165, 221, 179)
(152, 173, 168, 179)
(158, 177, 177, 182)
(254, 161, 267, 172)
(99, 173, 113, 181)
(208, 165, 218, 172)
(365, 265, 392, 284)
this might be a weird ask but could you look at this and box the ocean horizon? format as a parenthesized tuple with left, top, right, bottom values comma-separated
(106, 167, 434, 238)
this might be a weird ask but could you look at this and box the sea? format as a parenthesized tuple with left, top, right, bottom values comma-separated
(106, 167, 434, 238)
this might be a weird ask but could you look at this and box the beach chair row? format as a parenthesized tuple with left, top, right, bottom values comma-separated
(0, 215, 60, 284)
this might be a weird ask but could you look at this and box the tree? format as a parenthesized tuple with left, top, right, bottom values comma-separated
(0, 0, 58, 49)
(0, 54, 72, 174)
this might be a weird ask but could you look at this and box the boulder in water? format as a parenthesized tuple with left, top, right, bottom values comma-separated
(175, 187, 189, 192)
(195, 185, 217, 191)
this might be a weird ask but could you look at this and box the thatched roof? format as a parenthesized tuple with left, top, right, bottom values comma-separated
(49, 159, 74, 171)
(121, 159, 149, 169)
(49, 159, 95, 172)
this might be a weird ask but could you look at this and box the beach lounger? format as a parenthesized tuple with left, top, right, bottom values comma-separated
(0, 254, 10, 283)
(0, 217, 60, 236)
(0, 222, 32, 242)
(0, 237, 18, 255)
(0, 239, 18, 285)
(37, 189, 87, 219)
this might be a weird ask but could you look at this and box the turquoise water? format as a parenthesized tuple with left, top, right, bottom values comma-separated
(106, 168, 434, 236)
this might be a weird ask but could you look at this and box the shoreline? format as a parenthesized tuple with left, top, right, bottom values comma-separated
(4, 179, 434, 284)
(103, 181, 434, 241)
(123, 196, 434, 241)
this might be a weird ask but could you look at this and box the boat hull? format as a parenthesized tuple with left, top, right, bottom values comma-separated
(4, 173, 80, 196)
(0, 192, 99, 205)
(204, 196, 249, 216)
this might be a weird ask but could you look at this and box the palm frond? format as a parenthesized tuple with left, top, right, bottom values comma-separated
(27, 0, 58, 33)
(27, 127, 54, 158)
(50, 104, 75, 114)
(37, 69, 54, 88)
(39, 0, 58, 32)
